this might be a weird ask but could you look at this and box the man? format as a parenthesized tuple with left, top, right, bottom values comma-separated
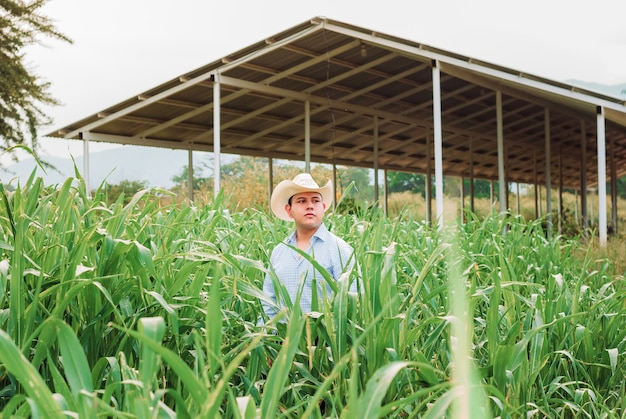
(261, 173, 356, 322)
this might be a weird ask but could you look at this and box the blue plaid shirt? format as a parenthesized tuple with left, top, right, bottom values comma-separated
(262, 223, 355, 320)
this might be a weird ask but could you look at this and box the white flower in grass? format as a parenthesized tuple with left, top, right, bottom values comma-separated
(337, 270, 351, 284)
(0, 259, 9, 276)
(75, 264, 94, 277)
(383, 242, 396, 256)
(355, 221, 368, 235)
(552, 273, 563, 290)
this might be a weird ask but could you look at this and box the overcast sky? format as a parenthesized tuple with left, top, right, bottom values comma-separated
(23, 0, 626, 159)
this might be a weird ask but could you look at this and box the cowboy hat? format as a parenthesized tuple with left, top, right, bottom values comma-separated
(270, 173, 333, 221)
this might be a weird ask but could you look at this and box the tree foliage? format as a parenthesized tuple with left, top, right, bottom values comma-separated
(464, 178, 492, 199)
(171, 164, 211, 191)
(387, 171, 426, 195)
(0, 0, 71, 159)
(104, 179, 148, 205)
(617, 176, 626, 200)
(170, 157, 380, 210)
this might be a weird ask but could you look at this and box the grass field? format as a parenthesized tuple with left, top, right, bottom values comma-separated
(0, 172, 624, 417)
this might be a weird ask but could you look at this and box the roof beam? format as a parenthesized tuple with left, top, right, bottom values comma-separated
(135, 39, 364, 140)
(323, 21, 626, 113)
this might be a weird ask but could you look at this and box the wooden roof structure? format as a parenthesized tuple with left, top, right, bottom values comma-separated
(47, 17, 626, 241)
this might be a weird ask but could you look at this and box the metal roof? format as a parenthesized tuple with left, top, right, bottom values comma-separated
(47, 17, 626, 189)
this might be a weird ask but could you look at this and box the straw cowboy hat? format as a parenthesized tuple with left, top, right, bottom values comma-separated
(270, 173, 333, 221)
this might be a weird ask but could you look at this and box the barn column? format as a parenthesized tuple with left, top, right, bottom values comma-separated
(432, 60, 444, 229)
(545, 108, 552, 234)
(383, 169, 388, 215)
(426, 130, 432, 225)
(332, 164, 338, 210)
(597, 106, 607, 246)
(534, 150, 539, 218)
(374, 115, 380, 204)
(268, 157, 274, 204)
(469, 137, 475, 213)
(558, 147, 563, 234)
(81, 132, 90, 192)
(188, 150, 194, 201)
(305, 100, 311, 172)
(580, 120, 588, 228)
(213, 74, 221, 197)
(610, 137, 618, 235)
(516, 183, 520, 215)
(496, 91, 506, 214)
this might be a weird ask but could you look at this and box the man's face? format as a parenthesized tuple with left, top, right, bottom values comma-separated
(285, 192, 326, 229)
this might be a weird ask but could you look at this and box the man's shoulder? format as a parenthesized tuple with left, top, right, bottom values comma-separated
(270, 232, 295, 253)
(324, 229, 353, 251)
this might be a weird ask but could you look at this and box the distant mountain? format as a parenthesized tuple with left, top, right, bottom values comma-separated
(1, 145, 217, 189)
(565, 80, 626, 99)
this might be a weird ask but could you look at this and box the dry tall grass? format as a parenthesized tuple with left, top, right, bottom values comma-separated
(385, 190, 626, 275)
(164, 175, 626, 274)
(386, 190, 626, 227)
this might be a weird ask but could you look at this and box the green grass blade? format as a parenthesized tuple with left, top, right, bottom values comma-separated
(236, 396, 257, 419)
(207, 264, 223, 377)
(55, 318, 94, 396)
(355, 361, 412, 419)
(138, 317, 166, 399)
(332, 270, 351, 360)
(0, 329, 65, 417)
(118, 325, 209, 407)
(260, 293, 305, 417)
(54, 318, 96, 417)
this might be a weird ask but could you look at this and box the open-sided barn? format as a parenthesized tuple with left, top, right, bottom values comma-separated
(47, 17, 626, 244)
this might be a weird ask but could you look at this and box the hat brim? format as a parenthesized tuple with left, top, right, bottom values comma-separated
(270, 179, 333, 221)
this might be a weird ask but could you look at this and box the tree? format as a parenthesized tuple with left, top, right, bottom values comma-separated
(171, 164, 211, 191)
(387, 171, 427, 195)
(464, 178, 492, 199)
(1, 0, 71, 160)
(105, 179, 148, 205)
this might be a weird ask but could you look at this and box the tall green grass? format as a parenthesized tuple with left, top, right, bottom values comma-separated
(0, 171, 624, 417)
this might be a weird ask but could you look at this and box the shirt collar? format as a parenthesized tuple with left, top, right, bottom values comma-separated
(286, 223, 329, 244)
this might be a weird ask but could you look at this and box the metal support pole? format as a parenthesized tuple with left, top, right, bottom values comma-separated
(558, 147, 563, 234)
(213, 74, 221, 197)
(332, 164, 338, 210)
(610, 137, 617, 235)
(188, 149, 194, 202)
(516, 183, 520, 215)
(580, 120, 588, 228)
(426, 129, 432, 225)
(305, 100, 311, 173)
(373, 115, 379, 205)
(545, 108, 552, 234)
(383, 169, 388, 215)
(81, 132, 90, 193)
(496, 91, 507, 214)
(534, 150, 539, 218)
(490, 180, 494, 214)
(460, 176, 464, 223)
(469, 137, 475, 213)
(432, 60, 444, 229)
(574, 189, 579, 226)
(268, 157, 273, 205)
(597, 106, 607, 246)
